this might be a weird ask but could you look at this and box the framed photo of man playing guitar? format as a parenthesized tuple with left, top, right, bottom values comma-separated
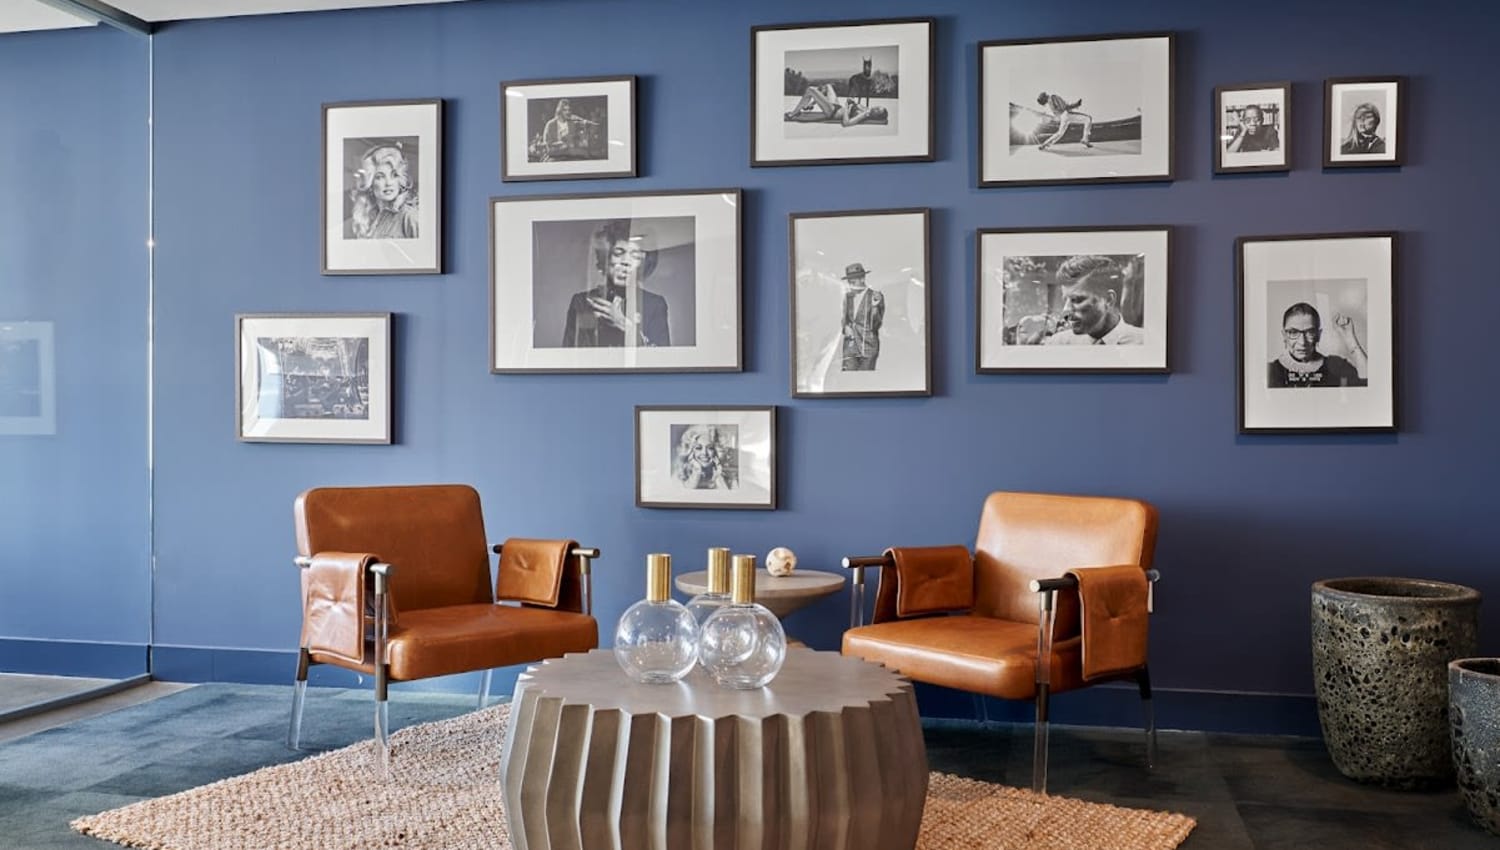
(501, 76, 637, 182)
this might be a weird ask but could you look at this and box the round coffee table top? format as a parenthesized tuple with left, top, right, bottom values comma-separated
(515, 647, 909, 718)
(674, 568, 844, 619)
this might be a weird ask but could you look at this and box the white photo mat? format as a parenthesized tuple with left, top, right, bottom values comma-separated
(1326, 79, 1401, 166)
(0, 320, 56, 436)
(636, 406, 776, 509)
(236, 313, 392, 444)
(1216, 84, 1288, 172)
(501, 77, 635, 181)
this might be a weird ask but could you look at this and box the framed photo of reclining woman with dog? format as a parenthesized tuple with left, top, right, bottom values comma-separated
(751, 17, 934, 167)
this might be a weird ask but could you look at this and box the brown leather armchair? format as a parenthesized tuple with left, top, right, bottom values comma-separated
(288, 484, 599, 765)
(841, 491, 1160, 794)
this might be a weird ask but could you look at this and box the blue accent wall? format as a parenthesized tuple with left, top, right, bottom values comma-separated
(13, 0, 1500, 731)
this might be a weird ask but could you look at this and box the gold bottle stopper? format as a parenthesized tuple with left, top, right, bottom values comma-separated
(731, 554, 757, 605)
(706, 547, 731, 594)
(645, 553, 672, 602)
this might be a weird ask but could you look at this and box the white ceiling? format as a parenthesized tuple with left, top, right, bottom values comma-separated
(1, 0, 473, 34)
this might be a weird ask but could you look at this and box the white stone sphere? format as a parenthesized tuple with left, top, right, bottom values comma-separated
(766, 546, 797, 577)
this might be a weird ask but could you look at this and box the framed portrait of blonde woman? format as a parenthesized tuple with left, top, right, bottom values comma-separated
(322, 99, 443, 275)
(635, 405, 776, 510)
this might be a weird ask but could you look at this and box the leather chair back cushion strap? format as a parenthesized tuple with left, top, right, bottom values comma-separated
(886, 545, 975, 618)
(496, 538, 575, 608)
(1066, 565, 1149, 680)
(302, 552, 376, 665)
(972, 492, 1159, 630)
(383, 604, 599, 680)
(296, 485, 494, 611)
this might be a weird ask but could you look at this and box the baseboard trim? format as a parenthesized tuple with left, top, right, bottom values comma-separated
(0, 638, 148, 679)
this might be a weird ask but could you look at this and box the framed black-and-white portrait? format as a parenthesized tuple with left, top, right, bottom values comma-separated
(789, 208, 930, 397)
(751, 17, 934, 167)
(977, 226, 1170, 373)
(490, 189, 741, 373)
(980, 32, 1174, 187)
(1215, 81, 1290, 174)
(0, 321, 56, 436)
(501, 76, 636, 182)
(236, 313, 392, 444)
(1324, 77, 1404, 168)
(1237, 233, 1396, 434)
(322, 99, 442, 275)
(636, 405, 776, 510)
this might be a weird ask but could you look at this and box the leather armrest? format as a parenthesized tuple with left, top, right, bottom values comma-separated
(302, 551, 390, 664)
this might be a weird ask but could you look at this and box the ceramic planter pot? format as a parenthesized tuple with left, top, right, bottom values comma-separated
(1450, 658, 1500, 834)
(1311, 576, 1481, 788)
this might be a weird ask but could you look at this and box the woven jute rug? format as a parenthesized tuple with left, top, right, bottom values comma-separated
(73, 703, 1195, 850)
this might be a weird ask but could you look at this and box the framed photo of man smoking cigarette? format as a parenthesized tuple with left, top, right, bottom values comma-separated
(976, 226, 1170, 373)
(0, 321, 56, 436)
(501, 76, 637, 182)
(490, 189, 742, 373)
(236, 313, 392, 444)
(979, 32, 1174, 187)
(1237, 232, 1397, 434)
(789, 207, 930, 397)
(1215, 81, 1290, 174)
(635, 405, 777, 510)
(322, 99, 442, 275)
(1324, 76, 1404, 168)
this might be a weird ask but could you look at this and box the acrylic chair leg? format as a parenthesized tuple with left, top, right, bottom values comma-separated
(1032, 683, 1051, 795)
(477, 669, 493, 709)
(287, 648, 310, 750)
(374, 669, 391, 777)
(1137, 666, 1157, 770)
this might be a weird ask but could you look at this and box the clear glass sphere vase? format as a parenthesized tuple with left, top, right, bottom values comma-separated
(614, 598, 699, 684)
(698, 603, 786, 689)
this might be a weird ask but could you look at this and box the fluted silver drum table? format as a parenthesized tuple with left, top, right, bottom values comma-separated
(500, 647, 927, 850)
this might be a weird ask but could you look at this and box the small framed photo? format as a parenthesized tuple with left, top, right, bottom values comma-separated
(1324, 77, 1404, 167)
(0, 321, 56, 436)
(751, 17, 934, 167)
(490, 189, 741, 373)
(1237, 233, 1396, 434)
(501, 76, 636, 182)
(789, 207, 930, 397)
(322, 99, 442, 275)
(977, 226, 1170, 373)
(980, 32, 1174, 187)
(635, 405, 776, 510)
(1215, 81, 1290, 174)
(236, 313, 392, 444)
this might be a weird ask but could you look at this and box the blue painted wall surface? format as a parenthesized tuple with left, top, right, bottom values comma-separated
(139, 0, 1499, 714)
(0, 26, 151, 672)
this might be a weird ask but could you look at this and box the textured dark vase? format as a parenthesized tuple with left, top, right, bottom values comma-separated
(1450, 658, 1500, 834)
(1311, 577, 1481, 789)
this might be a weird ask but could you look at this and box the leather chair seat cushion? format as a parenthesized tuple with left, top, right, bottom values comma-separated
(382, 604, 597, 681)
(842, 615, 1085, 701)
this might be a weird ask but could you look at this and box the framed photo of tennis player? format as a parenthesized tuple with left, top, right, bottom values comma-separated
(322, 99, 442, 275)
(1215, 81, 1290, 174)
(501, 76, 637, 182)
(636, 405, 777, 510)
(1324, 77, 1404, 168)
(979, 32, 1174, 187)
(236, 313, 393, 444)
(1237, 232, 1397, 434)
(751, 17, 935, 167)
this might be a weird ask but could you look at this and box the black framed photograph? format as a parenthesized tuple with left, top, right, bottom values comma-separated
(789, 207, 930, 397)
(1215, 81, 1290, 174)
(1324, 77, 1404, 167)
(1237, 233, 1396, 434)
(751, 17, 934, 167)
(979, 32, 1174, 187)
(635, 405, 776, 510)
(501, 76, 636, 182)
(490, 189, 741, 373)
(236, 313, 392, 444)
(977, 226, 1170, 373)
(0, 320, 56, 436)
(322, 99, 442, 275)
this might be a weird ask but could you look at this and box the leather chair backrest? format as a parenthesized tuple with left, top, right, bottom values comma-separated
(295, 484, 494, 611)
(972, 492, 1158, 634)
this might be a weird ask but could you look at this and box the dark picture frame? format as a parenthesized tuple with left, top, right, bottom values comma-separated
(500, 75, 637, 182)
(751, 16, 935, 167)
(490, 188, 742, 373)
(1324, 76, 1405, 168)
(235, 312, 393, 444)
(635, 405, 777, 510)
(1214, 81, 1291, 174)
(788, 207, 931, 397)
(321, 99, 442, 275)
(976, 225, 1171, 373)
(1236, 232, 1397, 434)
(979, 31, 1175, 187)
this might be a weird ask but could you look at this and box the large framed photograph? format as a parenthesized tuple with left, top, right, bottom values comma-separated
(751, 17, 934, 167)
(490, 189, 741, 373)
(977, 226, 1170, 373)
(501, 76, 636, 182)
(322, 99, 442, 275)
(980, 32, 1174, 187)
(236, 313, 392, 444)
(0, 321, 56, 436)
(1237, 233, 1396, 434)
(1215, 81, 1290, 174)
(789, 208, 930, 397)
(635, 405, 776, 510)
(1324, 77, 1404, 168)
